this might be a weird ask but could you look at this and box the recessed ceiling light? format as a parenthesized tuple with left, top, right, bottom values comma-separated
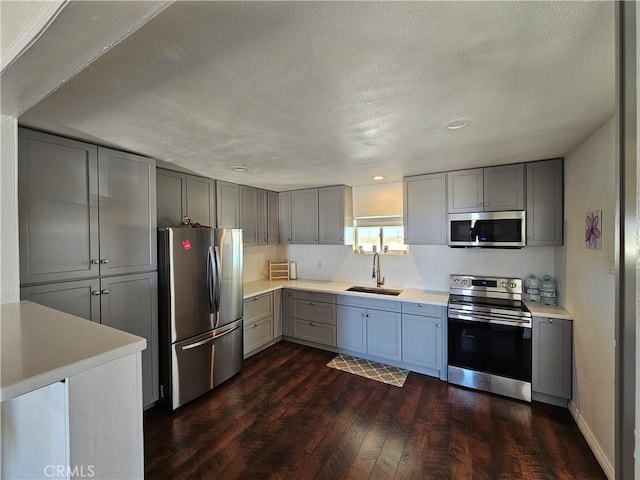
(231, 166, 248, 172)
(372, 175, 384, 181)
(444, 118, 472, 130)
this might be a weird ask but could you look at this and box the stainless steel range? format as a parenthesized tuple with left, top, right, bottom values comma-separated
(447, 274, 532, 402)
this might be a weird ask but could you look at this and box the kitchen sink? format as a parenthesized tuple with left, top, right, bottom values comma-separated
(346, 286, 403, 296)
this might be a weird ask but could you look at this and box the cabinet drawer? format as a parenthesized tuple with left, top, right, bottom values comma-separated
(291, 290, 335, 304)
(244, 292, 273, 322)
(401, 302, 443, 318)
(292, 299, 336, 325)
(337, 294, 401, 313)
(292, 319, 336, 346)
(244, 316, 273, 353)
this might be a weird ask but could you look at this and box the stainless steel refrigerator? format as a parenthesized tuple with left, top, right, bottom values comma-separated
(158, 227, 243, 410)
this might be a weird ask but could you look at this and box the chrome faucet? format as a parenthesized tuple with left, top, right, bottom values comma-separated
(372, 253, 385, 288)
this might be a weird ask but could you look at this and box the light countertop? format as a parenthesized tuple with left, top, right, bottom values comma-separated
(244, 278, 574, 319)
(1, 301, 146, 402)
(243, 279, 450, 306)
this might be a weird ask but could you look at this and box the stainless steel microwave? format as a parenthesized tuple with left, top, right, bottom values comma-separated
(448, 211, 526, 248)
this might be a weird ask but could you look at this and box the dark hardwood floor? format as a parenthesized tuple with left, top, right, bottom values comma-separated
(144, 341, 605, 480)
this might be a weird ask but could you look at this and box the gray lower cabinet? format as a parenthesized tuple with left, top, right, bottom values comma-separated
(290, 291, 336, 346)
(20, 273, 159, 408)
(447, 164, 524, 213)
(20, 279, 101, 323)
(278, 191, 292, 244)
(533, 316, 572, 400)
(336, 305, 367, 354)
(318, 185, 353, 245)
(403, 172, 447, 245)
(156, 169, 216, 227)
(216, 180, 240, 228)
(291, 188, 319, 244)
(282, 289, 293, 335)
(239, 185, 258, 246)
(243, 292, 274, 356)
(526, 159, 563, 246)
(366, 310, 402, 362)
(402, 302, 446, 370)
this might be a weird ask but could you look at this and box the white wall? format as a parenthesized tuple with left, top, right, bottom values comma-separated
(1, 116, 20, 304)
(555, 116, 616, 478)
(243, 245, 279, 283)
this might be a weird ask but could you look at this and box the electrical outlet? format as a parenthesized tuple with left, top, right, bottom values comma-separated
(608, 255, 615, 275)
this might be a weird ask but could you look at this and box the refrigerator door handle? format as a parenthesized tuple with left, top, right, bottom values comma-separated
(213, 245, 221, 312)
(208, 246, 216, 314)
(180, 323, 241, 350)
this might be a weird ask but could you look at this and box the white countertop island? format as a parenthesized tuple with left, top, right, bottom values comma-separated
(1, 301, 146, 480)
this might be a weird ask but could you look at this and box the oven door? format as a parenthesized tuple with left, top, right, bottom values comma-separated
(447, 317, 532, 382)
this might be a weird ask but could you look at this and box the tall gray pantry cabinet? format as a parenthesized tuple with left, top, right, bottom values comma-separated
(18, 128, 159, 408)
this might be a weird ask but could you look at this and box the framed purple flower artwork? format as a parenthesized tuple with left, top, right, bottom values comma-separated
(585, 210, 602, 250)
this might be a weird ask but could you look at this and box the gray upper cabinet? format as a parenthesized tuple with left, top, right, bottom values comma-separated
(239, 185, 258, 246)
(157, 170, 215, 227)
(19, 129, 156, 284)
(278, 191, 292, 244)
(98, 147, 157, 276)
(291, 188, 319, 244)
(186, 175, 215, 227)
(156, 170, 187, 227)
(447, 164, 524, 213)
(526, 159, 563, 246)
(19, 129, 100, 285)
(257, 189, 268, 245)
(532, 316, 572, 399)
(216, 180, 240, 228)
(403, 172, 447, 245)
(447, 168, 483, 213)
(483, 164, 525, 211)
(267, 191, 279, 245)
(318, 185, 353, 245)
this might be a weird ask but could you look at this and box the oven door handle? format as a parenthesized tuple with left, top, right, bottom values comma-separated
(448, 311, 532, 328)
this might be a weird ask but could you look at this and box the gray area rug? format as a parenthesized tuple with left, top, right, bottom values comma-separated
(326, 354, 409, 387)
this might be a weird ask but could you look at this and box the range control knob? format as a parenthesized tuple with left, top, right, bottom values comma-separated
(501, 282, 507, 288)
(510, 283, 517, 288)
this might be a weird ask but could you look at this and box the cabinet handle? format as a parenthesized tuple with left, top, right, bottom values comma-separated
(100, 258, 110, 264)
(91, 290, 100, 296)
(361, 312, 365, 317)
(418, 304, 423, 307)
(310, 322, 315, 326)
(254, 297, 259, 301)
(310, 302, 314, 305)
(254, 323, 259, 328)
(91, 259, 100, 265)
(340, 237, 344, 241)
(366, 314, 370, 318)
(477, 202, 482, 207)
(437, 324, 441, 328)
(484, 202, 489, 206)
(101, 289, 110, 295)
(548, 319, 554, 323)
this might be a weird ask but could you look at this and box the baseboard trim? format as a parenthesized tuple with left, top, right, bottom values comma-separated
(568, 401, 615, 480)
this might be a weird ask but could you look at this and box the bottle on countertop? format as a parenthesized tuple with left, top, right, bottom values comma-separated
(540, 275, 557, 305)
(524, 274, 540, 302)
(289, 261, 297, 280)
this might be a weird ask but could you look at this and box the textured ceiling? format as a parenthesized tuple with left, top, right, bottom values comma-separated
(19, 1, 615, 191)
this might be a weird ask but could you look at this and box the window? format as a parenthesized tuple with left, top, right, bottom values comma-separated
(354, 216, 408, 254)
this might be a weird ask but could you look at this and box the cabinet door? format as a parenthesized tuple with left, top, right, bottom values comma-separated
(447, 169, 484, 213)
(267, 191, 279, 245)
(272, 289, 282, 337)
(318, 185, 353, 245)
(18, 128, 100, 284)
(156, 169, 186, 227)
(403, 173, 447, 245)
(366, 310, 402, 361)
(337, 305, 367, 354)
(278, 191, 292, 244)
(244, 316, 273, 355)
(257, 189, 268, 245)
(401, 313, 441, 369)
(100, 272, 158, 407)
(527, 159, 563, 246)
(98, 147, 157, 276)
(533, 317, 572, 398)
(483, 164, 525, 211)
(20, 279, 101, 323)
(216, 180, 239, 228)
(291, 188, 319, 244)
(239, 185, 258, 246)
(282, 289, 293, 335)
(186, 175, 215, 227)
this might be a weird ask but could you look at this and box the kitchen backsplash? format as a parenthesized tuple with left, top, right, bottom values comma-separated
(276, 244, 556, 292)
